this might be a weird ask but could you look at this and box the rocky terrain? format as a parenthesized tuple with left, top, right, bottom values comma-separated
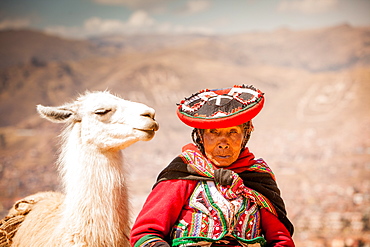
(0, 24, 369, 246)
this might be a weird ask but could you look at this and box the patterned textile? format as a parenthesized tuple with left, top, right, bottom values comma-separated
(179, 150, 277, 216)
(135, 235, 169, 247)
(176, 85, 265, 129)
(155, 144, 294, 236)
(170, 180, 266, 246)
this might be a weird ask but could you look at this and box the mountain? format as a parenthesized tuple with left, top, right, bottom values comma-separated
(89, 24, 370, 71)
(0, 25, 369, 246)
(0, 29, 105, 69)
(222, 24, 370, 71)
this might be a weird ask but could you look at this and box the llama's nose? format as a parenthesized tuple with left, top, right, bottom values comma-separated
(140, 108, 156, 120)
(140, 108, 159, 131)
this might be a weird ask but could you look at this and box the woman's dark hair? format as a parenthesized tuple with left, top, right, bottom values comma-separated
(191, 121, 254, 155)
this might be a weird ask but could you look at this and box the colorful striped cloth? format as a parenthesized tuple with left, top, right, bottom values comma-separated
(179, 149, 277, 216)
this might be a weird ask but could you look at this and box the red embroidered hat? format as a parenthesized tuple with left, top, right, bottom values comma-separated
(177, 85, 264, 129)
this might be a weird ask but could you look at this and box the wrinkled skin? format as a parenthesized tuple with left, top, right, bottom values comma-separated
(202, 125, 244, 167)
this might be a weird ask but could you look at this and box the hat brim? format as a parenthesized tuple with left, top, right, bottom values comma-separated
(177, 96, 264, 129)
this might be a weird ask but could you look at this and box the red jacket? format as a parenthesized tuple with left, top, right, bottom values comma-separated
(130, 179, 295, 247)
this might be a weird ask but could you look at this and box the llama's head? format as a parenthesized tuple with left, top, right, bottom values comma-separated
(37, 91, 159, 151)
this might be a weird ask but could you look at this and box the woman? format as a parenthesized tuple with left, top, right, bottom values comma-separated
(130, 85, 295, 247)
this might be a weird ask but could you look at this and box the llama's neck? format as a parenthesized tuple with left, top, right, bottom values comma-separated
(58, 124, 129, 246)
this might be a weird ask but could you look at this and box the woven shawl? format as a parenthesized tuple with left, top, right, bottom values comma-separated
(155, 146, 294, 236)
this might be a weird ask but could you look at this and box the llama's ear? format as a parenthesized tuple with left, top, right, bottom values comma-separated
(37, 105, 78, 123)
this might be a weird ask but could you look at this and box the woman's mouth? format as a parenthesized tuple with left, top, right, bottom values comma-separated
(215, 155, 231, 159)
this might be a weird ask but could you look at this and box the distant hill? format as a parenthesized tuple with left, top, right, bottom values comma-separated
(222, 24, 370, 71)
(1, 24, 369, 70)
(0, 24, 369, 245)
(90, 23, 370, 71)
(0, 29, 104, 69)
(1, 24, 370, 127)
(89, 33, 210, 52)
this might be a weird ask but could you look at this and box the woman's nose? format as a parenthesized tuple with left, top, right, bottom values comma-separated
(218, 138, 229, 149)
(218, 143, 229, 149)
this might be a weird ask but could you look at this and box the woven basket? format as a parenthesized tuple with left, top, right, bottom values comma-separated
(0, 199, 36, 246)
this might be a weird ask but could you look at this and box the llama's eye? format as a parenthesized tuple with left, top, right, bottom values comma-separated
(95, 109, 112, 115)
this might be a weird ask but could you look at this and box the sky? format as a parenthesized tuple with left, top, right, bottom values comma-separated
(0, 0, 370, 38)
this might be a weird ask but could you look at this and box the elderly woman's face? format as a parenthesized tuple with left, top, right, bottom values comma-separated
(203, 125, 244, 167)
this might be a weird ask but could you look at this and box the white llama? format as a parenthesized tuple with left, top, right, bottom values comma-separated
(3, 91, 159, 247)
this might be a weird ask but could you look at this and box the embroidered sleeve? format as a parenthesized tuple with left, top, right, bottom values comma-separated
(135, 235, 170, 247)
(130, 180, 198, 247)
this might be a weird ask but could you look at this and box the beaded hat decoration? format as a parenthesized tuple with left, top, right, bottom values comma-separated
(177, 85, 264, 129)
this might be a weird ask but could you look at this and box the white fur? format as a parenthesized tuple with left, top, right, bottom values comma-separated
(8, 91, 159, 247)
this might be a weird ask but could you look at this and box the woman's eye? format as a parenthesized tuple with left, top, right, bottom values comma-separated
(95, 109, 112, 115)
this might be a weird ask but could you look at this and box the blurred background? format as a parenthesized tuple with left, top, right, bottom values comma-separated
(0, 0, 369, 246)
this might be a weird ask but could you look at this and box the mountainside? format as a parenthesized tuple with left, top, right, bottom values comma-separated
(90, 24, 370, 71)
(223, 24, 370, 71)
(0, 29, 106, 69)
(0, 25, 369, 246)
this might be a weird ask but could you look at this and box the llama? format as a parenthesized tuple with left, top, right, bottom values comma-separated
(2, 91, 159, 247)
